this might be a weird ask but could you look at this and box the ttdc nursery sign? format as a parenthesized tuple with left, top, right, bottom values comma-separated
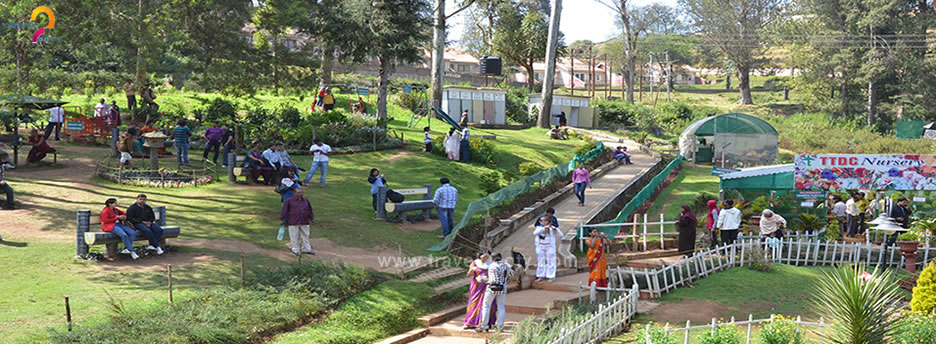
(794, 154, 936, 191)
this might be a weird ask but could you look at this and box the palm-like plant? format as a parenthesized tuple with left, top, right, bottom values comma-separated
(795, 213, 826, 233)
(812, 265, 901, 344)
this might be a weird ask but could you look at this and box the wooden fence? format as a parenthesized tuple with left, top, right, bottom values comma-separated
(653, 314, 827, 344)
(548, 284, 639, 344)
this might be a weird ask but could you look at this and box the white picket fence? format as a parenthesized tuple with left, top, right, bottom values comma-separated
(548, 284, 639, 344)
(653, 314, 827, 344)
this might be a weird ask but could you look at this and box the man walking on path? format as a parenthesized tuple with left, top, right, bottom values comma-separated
(477, 252, 513, 333)
(280, 187, 315, 256)
(202, 122, 224, 164)
(433, 177, 458, 239)
(303, 138, 331, 186)
(716, 199, 742, 245)
(45, 105, 64, 141)
(459, 123, 471, 163)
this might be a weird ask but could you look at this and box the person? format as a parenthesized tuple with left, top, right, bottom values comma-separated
(887, 197, 912, 246)
(303, 138, 332, 186)
(831, 195, 847, 235)
(141, 83, 158, 111)
(572, 162, 591, 206)
(368, 168, 387, 211)
(109, 100, 121, 126)
(277, 167, 301, 202)
(716, 199, 742, 245)
(116, 128, 136, 165)
(614, 146, 632, 164)
(459, 123, 471, 163)
(173, 119, 192, 166)
(45, 105, 64, 141)
(706, 200, 720, 248)
(316, 87, 326, 110)
(476, 252, 513, 333)
(433, 177, 458, 239)
(202, 122, 224, 164)
(846, 192, 862, 237)
(0, 161, 14, 210)
(444, 127, 460, 161)
(262, 143, 282, 171)
(554, 111, 567, 127)
(322, 90, 335, 111)
(94, 98, 110, 119)
(459, 110, 469, 127)
(123, 81, 137, 111)
(277, 144, 295, 168)
(245, 145, 273, 185)
(759, 209, 787, 241)
(423, 127, 432, 153)
(677, 205, 697, 257)
(533, 208, 559, 228)
(464, 250, 496, 330)
(220, 124, 234, 168)
(26, 129, 56, 163)
(548, 126, 563, 140)
(126, 194, 165, 255)
(585, 228, 609, 287)
(533, 216, 562, 282)
(100, 198, 139, 259)
(280, 187, 315, 256)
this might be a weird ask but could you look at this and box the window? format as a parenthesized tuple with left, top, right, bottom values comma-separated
(575, 73, 585, 81)
(535, 73, 542, 81)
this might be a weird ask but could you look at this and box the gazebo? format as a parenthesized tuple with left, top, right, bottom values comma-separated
(678, 112, 779, 167)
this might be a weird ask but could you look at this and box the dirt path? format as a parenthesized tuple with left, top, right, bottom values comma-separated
(646, 300, 734, 324)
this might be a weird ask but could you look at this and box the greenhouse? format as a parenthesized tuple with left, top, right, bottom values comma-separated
(678, 112, 779, 166)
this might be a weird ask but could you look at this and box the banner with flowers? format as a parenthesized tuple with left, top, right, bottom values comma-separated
(794, 154, 937, 191)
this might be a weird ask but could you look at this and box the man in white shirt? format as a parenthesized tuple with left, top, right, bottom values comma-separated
(45, 105, 65, 141)
(831, 195, 847, 235)
(94, 98, 110, 118)
(261, 143, 282, 170)
(716, 199, 742, 245)
(303, 138, 332, 186)
(846, 192, 862, 237)
(532, 216, 563, 281)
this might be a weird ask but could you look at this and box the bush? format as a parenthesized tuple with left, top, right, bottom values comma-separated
(910, 261, 935, 314)
(245, 262, 380, 306)
(394, 92, 424, 112)
(480, 170, 505, 196)
(505, 87, 531, 124)
(812, 266, 901, 344)
(468, 137, 497, 165)
(637, 325, 679, 344)
(697, 323, 742, 344)
(519, 162, 541, 176)
(892, 311, 935, 344)
(758, 315, 805, 344)
(192, 98, 238, 125)
(509, 304, 595, 344)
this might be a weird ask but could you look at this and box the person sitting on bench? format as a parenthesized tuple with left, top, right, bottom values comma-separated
(126, 194, 165, 255)
(101, 198, 139, 259)
(613, 146, 631, 164)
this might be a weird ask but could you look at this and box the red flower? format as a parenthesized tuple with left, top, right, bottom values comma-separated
(854, 168, 867, 177)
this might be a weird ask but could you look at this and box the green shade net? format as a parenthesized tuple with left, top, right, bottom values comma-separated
(428, 142, 606, 252)
(582, 155, 685, 240)
(719, 171, 794, 190)
(896, 120, 926, 140)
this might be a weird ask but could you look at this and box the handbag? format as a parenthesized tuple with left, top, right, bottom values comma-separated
(274, 183, 291, 194)
(488, 284, 504, 292)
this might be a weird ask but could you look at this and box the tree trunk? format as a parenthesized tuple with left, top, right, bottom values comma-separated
(135, 0, 148, 87)
(377, 55, 390, 118)
(736, 63, 752, 105)
(430, 0, 446, 110)
(841, 78, 849, 118)
(320, 44, 335, 86)
(536, 0, 562, 129)
(622, 48, 635, 104)
(867, 80, 876, 126)
(524, 64, 536, 92)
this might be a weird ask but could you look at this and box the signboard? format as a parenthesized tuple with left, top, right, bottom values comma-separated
(794, 154, 937, 191)
(913, 196, 927, 202)
(460, 92, 471, 100)
(65, 120, 82, 131)
(472, 92, 483, 100)
(795, 190, 826, 200)
(562, 98, 571, 106)
(800, 201, 815, 208)
(483, 93, 494, 101)
(357, 87, 369, 96)
(711, 166, 740, 176)
(402, 86, 412, 94)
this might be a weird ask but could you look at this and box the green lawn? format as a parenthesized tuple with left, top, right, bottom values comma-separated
(645, 163, 719, 224)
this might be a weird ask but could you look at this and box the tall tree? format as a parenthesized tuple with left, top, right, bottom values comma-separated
(492, 2, 563, 91)
(680, 0, 785, 104)
(596, 1, 674, 104)
(430, 0, 475, 109)
(536, 0, 562, 129)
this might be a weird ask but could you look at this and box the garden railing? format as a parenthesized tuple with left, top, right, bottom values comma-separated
(548, 284, 639, 344)
(654, 314, 828, 344)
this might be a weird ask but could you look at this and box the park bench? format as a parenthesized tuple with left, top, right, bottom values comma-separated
(376, 184, 434, 222)
(227, 153, 252, 183)
(74, 206, 181, 258)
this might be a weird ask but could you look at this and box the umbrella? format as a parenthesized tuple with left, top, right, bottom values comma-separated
(0, 94, 69, 164)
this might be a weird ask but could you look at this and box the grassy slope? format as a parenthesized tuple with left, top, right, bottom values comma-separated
(645, 163, 719, 225)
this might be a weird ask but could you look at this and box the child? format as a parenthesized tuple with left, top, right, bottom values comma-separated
(423, 127, 432, 152)
(533, 216, 563, 282)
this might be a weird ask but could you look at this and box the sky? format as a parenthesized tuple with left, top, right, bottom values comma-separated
(446, 0, 678, 45)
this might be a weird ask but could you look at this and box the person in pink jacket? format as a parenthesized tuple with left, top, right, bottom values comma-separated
(572, 162, 591, 206)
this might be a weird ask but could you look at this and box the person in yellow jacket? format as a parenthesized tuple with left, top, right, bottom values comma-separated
(322, 90, 336, 111)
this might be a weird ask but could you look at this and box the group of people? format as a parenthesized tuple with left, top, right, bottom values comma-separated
(442, 123, 471, 163)
(123, 81, 160, 112)
(312, 88, 336, 112)
(98, 195, 166, 259)
(94, 98, 123, 126)
(547, 125, 570, 140)
(613, 146, 632, 165)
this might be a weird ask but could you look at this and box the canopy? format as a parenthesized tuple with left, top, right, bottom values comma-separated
(679, 112, 778, 166)
(0, 94, 68, 110)
(720, 164, 794, 190)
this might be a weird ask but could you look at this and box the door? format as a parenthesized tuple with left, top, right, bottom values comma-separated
(483, 101, 495, 124)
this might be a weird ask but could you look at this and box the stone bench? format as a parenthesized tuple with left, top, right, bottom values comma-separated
(75, 205, 181, 258)
(377, 184, 433, 222)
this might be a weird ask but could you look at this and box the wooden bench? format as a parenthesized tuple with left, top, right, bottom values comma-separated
(74, 206, 181, 258)
(376, 184, 434, 222)
(227, 153, 251, 183)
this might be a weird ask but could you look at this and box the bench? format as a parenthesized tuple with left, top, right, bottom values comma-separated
(227, 153, 251, 183)
(376, 184, 434, 222)
(74, 205, 181, 258)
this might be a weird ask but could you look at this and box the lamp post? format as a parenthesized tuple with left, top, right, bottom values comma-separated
(142, 131, 166, 170)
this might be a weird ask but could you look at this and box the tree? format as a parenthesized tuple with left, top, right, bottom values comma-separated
(349, 0, 432, 118)
(430, 0, 475, 109)
(536, 0, 562, 129)
(680, 0, 785, 104)
(492, 2, 563, 91)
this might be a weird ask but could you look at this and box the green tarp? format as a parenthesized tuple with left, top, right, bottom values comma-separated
(897, 120, 926, 140)
(719, 171, 795, 191)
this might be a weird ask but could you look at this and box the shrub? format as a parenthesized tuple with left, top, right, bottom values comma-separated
(468, 137, 497, 165)
(794, 214, 825, 233)
(245, 261, 379, 306)
(697, 323, 742, 344)
(897, 231, 920, 242)
(394, 92, 424, 112)
(758, 315, 805, 344)
(509, 304, 594, 344)
(480, 170, 505, 196)
(892, 311, 935, 344)
(637, 325, 679, 344)
(910, 261, 935, 314)
(504, 87, 531, 124)
(519, 162, 541, 176)
(812, 265, 901, 344)
(194, 98, 238, 125)
(820, 223, 841, 242)
(750, 196, 773, 214)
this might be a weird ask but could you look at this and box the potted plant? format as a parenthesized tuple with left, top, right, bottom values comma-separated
(897, 231, 921, 273)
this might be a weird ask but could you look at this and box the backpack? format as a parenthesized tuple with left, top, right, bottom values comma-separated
(386, 189, 405, 203)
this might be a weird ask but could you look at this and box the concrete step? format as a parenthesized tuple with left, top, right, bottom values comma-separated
(502, 289, 581, 315)
(409, 267, 465, 283)
(433, 278, 468, 295)
(407, 335, 487, 344)
(418, 304, 466, 327)
(531, 271, 590, 293)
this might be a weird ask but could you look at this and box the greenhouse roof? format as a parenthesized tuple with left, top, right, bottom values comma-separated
(682, 112, 779, 137)
(720, 164, 794, 190)
(720, 164, 793, 180)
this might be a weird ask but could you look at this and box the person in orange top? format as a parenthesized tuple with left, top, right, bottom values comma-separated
(584, 228, 608, 288)
(101, 198, 139, 259)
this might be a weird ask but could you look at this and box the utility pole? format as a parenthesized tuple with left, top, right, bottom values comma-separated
(666, 51, 671, 102)
(605, 54, 611, 99)
(537, 0, 563, 129)
(589, 45, 595, 98)
(648, 53, 653, 101)
(570, 54, 574, 95)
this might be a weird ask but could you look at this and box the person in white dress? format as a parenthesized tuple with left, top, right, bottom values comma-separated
(533, 216, 563, 282)
(444, 127, 460, 161)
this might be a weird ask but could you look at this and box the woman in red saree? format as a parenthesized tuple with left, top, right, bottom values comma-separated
(463, 251, 497, 329)
(585, 228, 609, 287)
(27, 129, 56, 163)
